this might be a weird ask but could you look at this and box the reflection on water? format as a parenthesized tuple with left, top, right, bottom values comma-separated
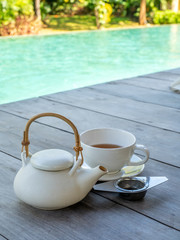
(0, 25, 180, 104)
(170, 25, 179, 53)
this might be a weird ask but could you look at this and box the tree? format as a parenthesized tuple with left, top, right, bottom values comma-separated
(139, 0, 146, 25)
(171, 0, 179, 12)
(33, 0, 41, 19)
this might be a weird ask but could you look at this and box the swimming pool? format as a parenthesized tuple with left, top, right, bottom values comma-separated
(0, 25, 180, 104)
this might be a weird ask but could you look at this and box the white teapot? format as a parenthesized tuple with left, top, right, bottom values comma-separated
(14, 113, 107, 210)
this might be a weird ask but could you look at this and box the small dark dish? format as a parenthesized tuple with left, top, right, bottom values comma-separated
(114, 177, 149, 201)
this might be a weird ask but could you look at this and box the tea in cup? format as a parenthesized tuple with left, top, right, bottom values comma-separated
(80, 128, 149, 174)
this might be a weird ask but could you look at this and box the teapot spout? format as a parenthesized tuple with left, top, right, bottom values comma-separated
(95, 166, 108, 178)
(78, 165, 108, 194)
(89, 166, 107, 182)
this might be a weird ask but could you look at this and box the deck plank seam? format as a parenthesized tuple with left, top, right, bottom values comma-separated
(1, 104, 179, 135)
(104, 80, 172, 93)
(164, 70, 180, 75)
(87, 86, 180, 110)
(93, 191, 180, 232)
(107, 78, 169, 93)
(0, 150, 21, 161)
(0, 233, 9, 240)
(1, 108, 180, 167)
(147, 157, 180, 169)
(1, 142, 179, 170)
(0, 109, 75, 134)
(139, 75, 180, 82)
(40, 97, 180, 134)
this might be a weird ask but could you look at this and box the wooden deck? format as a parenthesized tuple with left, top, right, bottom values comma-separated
(0, 68, 180, 240)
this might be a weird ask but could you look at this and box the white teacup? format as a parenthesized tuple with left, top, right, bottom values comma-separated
(80, 128, 149, 174)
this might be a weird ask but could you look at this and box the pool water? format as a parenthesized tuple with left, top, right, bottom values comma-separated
(0, 25, 180, 104)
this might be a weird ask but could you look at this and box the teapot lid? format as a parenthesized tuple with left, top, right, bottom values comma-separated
(30, 149, 74, 171)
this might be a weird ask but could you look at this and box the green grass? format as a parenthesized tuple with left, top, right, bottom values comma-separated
(107, 17, 139, 28)
(43, 15, 139, 31)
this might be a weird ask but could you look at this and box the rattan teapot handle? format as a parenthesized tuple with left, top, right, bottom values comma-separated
(21, 113, 83, 164)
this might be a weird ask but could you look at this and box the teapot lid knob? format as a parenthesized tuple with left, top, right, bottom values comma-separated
(30, 149, 74, 171)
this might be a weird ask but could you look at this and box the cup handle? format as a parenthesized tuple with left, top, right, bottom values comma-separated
(128, 144, 149, 166)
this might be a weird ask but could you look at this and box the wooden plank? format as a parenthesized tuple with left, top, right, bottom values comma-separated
(166, 68, 180, 74)
(1, 152, 180, 240)
(0, 111, 75, 159)
(120, 76, 177, 92)
(0, 111, 180, 229)
(42, 87, 180, 133)
(0, 100, 180, 167)
(0, 109, 180, 216)
(0, 235, 8, 240)
(89, 82, 180, 109)
(94, 159, 180, 230)
(142, 71, 180, 81)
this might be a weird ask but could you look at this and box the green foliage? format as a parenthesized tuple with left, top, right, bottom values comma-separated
(1, 0, 180, 35)
(153, 10, 180, 24)
(40, 0, 175, 25)
(108, 0, 169, 19)
(95, 0, 113, 27)
(40, 0, 113, 27)
(40, 0, 80, 18)
(0, 0, 33, 25)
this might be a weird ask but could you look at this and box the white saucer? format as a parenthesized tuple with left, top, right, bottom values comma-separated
(82, 155, 145, 181)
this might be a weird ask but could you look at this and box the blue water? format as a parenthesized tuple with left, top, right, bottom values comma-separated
(0, 25, 180, 104)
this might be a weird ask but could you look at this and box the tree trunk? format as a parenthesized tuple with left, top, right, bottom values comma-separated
(171, 0, 179, 12)
(160, 1, 168, 10)
(33, 0, 41, 20)
(139, 0, 146, 25)
(95, 8, 101, 29)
